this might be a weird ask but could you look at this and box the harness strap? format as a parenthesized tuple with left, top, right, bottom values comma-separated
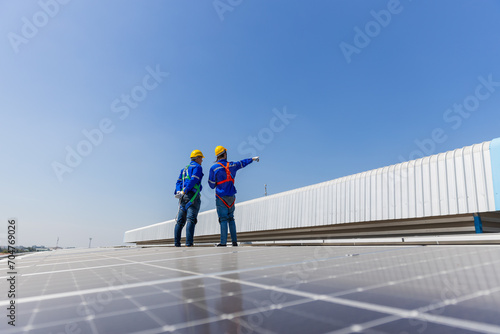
(183, 166, 201, 203)
(216, 194, 235, 209)
(215, 162, 234, 186)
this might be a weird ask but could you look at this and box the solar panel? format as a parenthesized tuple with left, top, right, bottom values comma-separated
(1, 245, 499, 333)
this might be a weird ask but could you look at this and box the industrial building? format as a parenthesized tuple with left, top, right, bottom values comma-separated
(125, 138, 500, 245)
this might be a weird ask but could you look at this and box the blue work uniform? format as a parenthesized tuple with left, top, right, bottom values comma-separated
(208, 158, 253, 196)
(175, 161, 203, 195)
(174, 160, 203, 247)
(208, 158, 253, 245)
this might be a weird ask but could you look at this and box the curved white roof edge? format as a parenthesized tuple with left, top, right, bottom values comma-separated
(124, 138, 500, 243)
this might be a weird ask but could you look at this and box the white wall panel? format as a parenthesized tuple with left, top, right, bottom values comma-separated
(394, 165, 402, 219)
(358, 175, 364, 222)
(437, 154, 448, 215)
(124, 140, 499, 243)
(388, 165, 395, 220)
(429, 155, 439, 216)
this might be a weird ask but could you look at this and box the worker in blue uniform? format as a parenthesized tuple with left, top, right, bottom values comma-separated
(174, 150, 204, 247)
(208, 146, 259, 247)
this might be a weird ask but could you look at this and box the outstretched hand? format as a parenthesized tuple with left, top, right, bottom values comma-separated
(252, 156, 260, 162)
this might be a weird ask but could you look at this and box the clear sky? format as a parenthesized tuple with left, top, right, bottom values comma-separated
(1, 0, 500, 248)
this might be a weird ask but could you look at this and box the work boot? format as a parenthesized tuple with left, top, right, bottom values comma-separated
(232, 242, 238, 247)
(216, 243, 226, 247)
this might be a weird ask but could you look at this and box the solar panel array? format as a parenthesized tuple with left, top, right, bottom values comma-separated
(1, 245, 500, 333)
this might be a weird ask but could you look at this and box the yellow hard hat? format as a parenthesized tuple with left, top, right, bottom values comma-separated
(215, 145, 226, 157)
(190, 150, 204, 159)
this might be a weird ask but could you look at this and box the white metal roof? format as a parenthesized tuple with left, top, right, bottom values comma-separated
(125, 138, 500, 244)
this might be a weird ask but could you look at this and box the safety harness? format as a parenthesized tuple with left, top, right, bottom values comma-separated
(215, 162, 235, 209)
(182, 165, 201, 205)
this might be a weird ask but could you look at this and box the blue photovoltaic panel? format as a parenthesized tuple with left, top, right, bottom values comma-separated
(1, 245, 500, 333)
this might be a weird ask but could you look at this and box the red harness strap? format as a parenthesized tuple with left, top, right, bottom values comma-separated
(216, 162, 235, 209)
(215, 162, 234, 185)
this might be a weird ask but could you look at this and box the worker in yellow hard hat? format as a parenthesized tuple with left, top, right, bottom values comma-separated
(208, 146, 259, 247)
(173, 149, 204, 247)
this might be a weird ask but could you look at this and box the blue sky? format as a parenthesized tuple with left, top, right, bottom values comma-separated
(1, 0, 500, 248)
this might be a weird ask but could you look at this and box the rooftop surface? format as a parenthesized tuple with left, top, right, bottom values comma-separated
(1, 245, 500, 333)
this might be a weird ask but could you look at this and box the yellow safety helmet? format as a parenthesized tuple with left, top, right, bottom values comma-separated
(190, 150, 204, 159)
(215, 145, 226, 157)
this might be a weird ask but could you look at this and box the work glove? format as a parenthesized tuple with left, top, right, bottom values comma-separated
(174, 191, 184, 199)
(252, 156, 260, 162)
